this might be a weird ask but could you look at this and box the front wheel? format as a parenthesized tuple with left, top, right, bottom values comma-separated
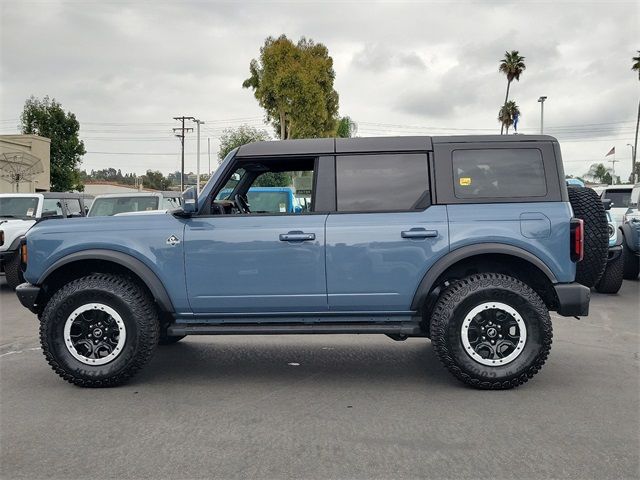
(595, 249, 624, 294)
(40, 274, 160, 387)
(5, 251, 25, 290)
(430, 273, 553, 390)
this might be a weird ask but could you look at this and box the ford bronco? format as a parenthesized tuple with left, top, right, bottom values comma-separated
(15, 135, 607, 389)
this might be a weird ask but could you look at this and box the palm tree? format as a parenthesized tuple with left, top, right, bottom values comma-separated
(632, 50, 640, 80)
(498, 51, 526, 134)
(498, 101, 521, 134)
(583, 163, 613, 184)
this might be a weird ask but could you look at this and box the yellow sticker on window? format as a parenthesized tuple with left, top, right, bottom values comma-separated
(459, 177, 472, 186)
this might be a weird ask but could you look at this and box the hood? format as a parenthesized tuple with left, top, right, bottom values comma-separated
(0, 218, 37, 251)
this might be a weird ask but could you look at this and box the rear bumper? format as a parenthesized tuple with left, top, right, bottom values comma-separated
(15, 282, 41, 314)
(554, 282, 590, 317)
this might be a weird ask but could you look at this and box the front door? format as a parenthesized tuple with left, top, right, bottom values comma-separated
(184, 215, 327, 314)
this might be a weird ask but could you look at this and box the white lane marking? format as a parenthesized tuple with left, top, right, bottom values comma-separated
(0, 347, 41, 358)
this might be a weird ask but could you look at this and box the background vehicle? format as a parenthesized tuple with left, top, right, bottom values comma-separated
(88, 191, 182, 216)
(16, 135, 605, 390)
(618, 184, 640, 279)
(594, 204, 624, 293)
(600, 185, 633, 224)
(218, 186, 303, 213)
(0, 192, 89, 289)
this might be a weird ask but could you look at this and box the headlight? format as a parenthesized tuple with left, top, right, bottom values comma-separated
(0, 230, 4, 246)
(608, 224, 615, 238)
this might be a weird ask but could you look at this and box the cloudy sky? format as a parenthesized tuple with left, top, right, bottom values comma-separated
(1, 0, 638, 180)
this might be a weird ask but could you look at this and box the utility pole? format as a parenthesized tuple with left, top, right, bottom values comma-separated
(608, 158, 619, 179)
(173, 116, 194, 191)
(207, 138, 211, 176)
(192, 118, 205, 196)
(538, 96, 547, 134)
(627, 143, 636, 183)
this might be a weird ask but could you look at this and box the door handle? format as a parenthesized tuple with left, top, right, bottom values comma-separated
(401, 229, 438, 239)
(279, 231, 316, 242)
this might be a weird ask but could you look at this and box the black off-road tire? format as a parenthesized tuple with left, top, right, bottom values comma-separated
(595, 249, 624, 294)
(622, 240, 639, 279)
(567, 186, 608, 287)
(4, 251, 24, 290)
(430, 273, 553, 390)
(40, 274, 160, 387)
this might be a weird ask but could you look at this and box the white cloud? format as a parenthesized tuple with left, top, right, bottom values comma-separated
(0, 0, 637, 180)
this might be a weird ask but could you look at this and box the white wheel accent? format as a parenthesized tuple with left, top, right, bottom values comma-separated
(461, 302, 527, 366)
(63, 303, 126, 366)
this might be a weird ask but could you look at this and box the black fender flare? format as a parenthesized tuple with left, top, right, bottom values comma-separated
(6, 235, 25, 252)
(619, 223, 638, 251)
(38, 249, 174, 313)
(410, 243, 558, 311)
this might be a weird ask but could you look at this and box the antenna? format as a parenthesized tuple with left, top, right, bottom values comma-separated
(0, 151, 44, 192)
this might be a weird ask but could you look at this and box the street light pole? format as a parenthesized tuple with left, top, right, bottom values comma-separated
(192, 119, 205, 196)
(628, 143, 637, 183)
(538, 96, 547, 134)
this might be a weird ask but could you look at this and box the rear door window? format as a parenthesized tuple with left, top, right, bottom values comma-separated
(452, 149, 547, 199)
(336, 154, 429, 212)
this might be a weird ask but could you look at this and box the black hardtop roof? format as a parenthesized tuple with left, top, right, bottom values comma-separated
(42, 192, 89, 199)
(235, 135, 558, 158)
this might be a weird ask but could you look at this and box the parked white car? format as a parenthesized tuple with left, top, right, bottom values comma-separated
(0, 192, 90, 289)
(600, 185, 633, 224)
(88, 191, 182, 216)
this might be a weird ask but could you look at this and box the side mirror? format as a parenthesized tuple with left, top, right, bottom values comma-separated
(182, 186, 198, 214)
(602, 199, 612, 210)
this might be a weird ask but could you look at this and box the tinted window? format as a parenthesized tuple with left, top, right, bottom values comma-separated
(337, 154, 429, 212)
(602, 189, 632, 208)
(452, 149, 547, 199)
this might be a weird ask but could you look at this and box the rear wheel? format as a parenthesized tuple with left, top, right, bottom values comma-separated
(40, 274, 159, 387)
(567, 186, 608, 287)
(430, 273, 552, 390)
(4, 251, 24, 290)
(595, 249, 624, 293)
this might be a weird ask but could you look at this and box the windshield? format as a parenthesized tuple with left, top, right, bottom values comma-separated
(0, 196, 39, 219)
(88, 196, 159, 216)
(247, 191, 291, 213)
(602, 189, 632, 209)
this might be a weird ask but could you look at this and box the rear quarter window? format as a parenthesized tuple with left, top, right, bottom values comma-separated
(452, 149, 547, 199)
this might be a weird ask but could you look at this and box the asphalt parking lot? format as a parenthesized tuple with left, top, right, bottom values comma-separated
(0, 277, 638, 480)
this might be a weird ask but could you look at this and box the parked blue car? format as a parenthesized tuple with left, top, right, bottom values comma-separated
(15, 135, 608, 389)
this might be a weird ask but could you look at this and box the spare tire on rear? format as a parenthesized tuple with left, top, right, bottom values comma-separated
(568, 186, 608, 287)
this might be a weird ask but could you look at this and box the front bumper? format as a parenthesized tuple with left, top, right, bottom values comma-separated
(15, 282, 41, 314)
(607, 244, 623, 263)
(554, 282, 590, 317)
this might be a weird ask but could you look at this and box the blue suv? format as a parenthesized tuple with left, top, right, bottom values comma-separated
(15, 136, 605, 389)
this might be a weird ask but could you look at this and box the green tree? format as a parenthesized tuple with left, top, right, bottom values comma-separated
(253, 172, 292, 187)
(498, 51, 526, 134)
(142, 170, 171, 190)
(336, 116, 357, 138)
(498, 100, 521, 134)
(218, 125, 270, 162)
(20, 96, 86, 191)
(583, 163, 613, 184)
(243, 35, 339, 139)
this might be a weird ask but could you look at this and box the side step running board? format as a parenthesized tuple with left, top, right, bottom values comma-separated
(168, 322, 422, 336)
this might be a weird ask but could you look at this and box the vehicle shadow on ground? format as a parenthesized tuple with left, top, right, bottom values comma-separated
(136, 338, 457, 388)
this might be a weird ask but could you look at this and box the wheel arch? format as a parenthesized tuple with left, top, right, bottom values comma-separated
(411, 243, 558, 315)
(37, 249, 174, 313)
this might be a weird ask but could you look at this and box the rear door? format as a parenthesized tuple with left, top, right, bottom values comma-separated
(325, 152, 449, 312)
